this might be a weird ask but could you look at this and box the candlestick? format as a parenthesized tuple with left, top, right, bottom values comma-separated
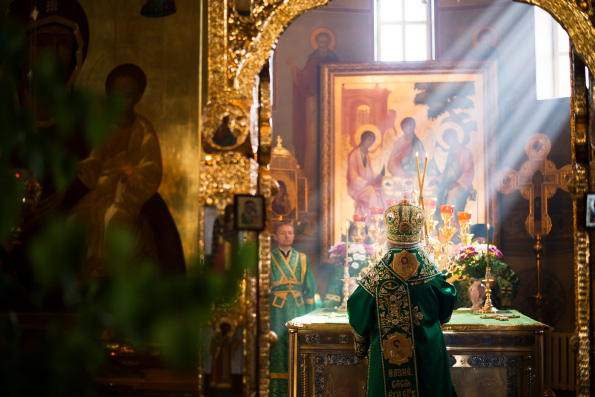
(436, 205, 457, 271)
(457, 211, 473, 245)
(423, 198, 438, 235)
(353, 214, 366, 244)
(369, 207, 385, 263)
(338, 221, 351, 312)
(480, 223, 497, 313)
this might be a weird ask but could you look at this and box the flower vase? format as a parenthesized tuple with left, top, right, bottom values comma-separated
(468, 278, 486, 310)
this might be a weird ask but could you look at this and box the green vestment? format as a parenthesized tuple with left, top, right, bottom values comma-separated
(347, 246, 457, 397)
(270, 247, 320, 396)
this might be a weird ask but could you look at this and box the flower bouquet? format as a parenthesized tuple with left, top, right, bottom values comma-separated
(448, 243, 504, 281)
(447, 243, 504, 310)
(328, 242, 375, 277)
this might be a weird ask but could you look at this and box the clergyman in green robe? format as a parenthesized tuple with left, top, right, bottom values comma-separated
(348, 199, 457, 396)
(270, 222, 320, 396)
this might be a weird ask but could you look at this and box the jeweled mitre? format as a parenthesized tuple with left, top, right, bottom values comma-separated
(384, 199, 426, 244)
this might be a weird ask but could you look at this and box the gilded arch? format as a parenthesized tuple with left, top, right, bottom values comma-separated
(203, 1, 593, 395)
(516, 0, 595, 73)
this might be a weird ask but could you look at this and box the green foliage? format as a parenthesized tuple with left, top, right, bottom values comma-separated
(0, 21, 245, 395)
(414, 81, 476, 120)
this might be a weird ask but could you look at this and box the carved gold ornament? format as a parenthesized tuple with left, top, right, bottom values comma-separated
(390, 251, 419, 281)
(203, 0, 594, 395)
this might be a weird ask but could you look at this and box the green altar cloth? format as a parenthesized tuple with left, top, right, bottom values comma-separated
(289, 309, 546, 330)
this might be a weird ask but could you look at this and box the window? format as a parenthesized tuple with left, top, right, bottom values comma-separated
(534, 7, 570, 99)
(376, 0, 432, 62)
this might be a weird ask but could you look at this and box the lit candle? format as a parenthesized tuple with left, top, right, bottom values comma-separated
(420, 153, 428, 195)
(440, 205, 455, 215)
(423, 198, 437, 209)
(486, 223, 491, 269)
(353, 214, 366, 223)
(415, 152, 422, 196)
(345, 220, 350, 243)
(370, 207, 384, 215)
(457, 211, 472, 221)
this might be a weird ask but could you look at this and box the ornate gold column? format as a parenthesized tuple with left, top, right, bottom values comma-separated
(201, 1, 329, 395)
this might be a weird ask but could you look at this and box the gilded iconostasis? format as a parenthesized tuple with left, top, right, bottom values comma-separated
(272, 0, 574, 334)
(3, 0, 576, 334)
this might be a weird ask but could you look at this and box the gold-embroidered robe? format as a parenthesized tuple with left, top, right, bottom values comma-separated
(347, 245, 457, 396)
(270, 247, 320, 396)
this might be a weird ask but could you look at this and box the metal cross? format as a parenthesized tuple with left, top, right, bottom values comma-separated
(480, 314, 520, 321)
(497, 133, 572, 238)
(497, 133, 572, 321)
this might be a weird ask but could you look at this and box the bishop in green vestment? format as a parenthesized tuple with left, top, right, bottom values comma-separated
(270, 223, 320, 396)
(348, 200, 457, 396)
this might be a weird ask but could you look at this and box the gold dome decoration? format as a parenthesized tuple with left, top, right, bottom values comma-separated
(271, 136, 299, 170)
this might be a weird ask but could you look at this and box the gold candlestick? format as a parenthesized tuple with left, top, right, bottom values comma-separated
(338, 215, 366, 311)
(353, 215, 366, 244)
(457, 211, 474, 245)
(337, 220, 351, 312)
(369, 207, 385, 263)
(337, 258, 351, 312)
(480, 224, 497, 313)
(439, 206, 457, 243)
(423, 198, 438, 235)
(435, 205, 456, 271)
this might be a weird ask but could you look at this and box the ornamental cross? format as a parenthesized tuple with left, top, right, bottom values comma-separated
(480, 314, 520, 321)
(497, 133, 572, 238)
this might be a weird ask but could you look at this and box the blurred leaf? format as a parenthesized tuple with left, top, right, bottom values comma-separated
(28, 218, 86, 300)
(0, 22, 247, 395)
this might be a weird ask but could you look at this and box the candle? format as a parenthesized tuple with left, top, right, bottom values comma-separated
(440, 205, 455, 215)
(424, 198, 437, 209)
(370, 207, 384, 215)
(486, 223, 491, 269)
(345, 220, 350, 243)
(353, 214, 366, 223)
(386, 199, 399, 206)
(420, 153, 428, 195)
(457, 211, 472, 221)
(415, 152, 422, 196)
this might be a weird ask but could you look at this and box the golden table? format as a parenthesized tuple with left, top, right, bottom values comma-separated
(286, 308, 548, 397)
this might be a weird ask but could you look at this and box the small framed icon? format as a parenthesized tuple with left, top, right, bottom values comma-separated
(234, 194, 265, 231)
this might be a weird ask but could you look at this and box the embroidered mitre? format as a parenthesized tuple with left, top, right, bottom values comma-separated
(384, 199, 426, 244)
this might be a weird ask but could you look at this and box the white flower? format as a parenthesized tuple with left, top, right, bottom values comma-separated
(352, 253, 365, 261)
(351, 263, 360, 269)
(348, 244, 365, 254)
